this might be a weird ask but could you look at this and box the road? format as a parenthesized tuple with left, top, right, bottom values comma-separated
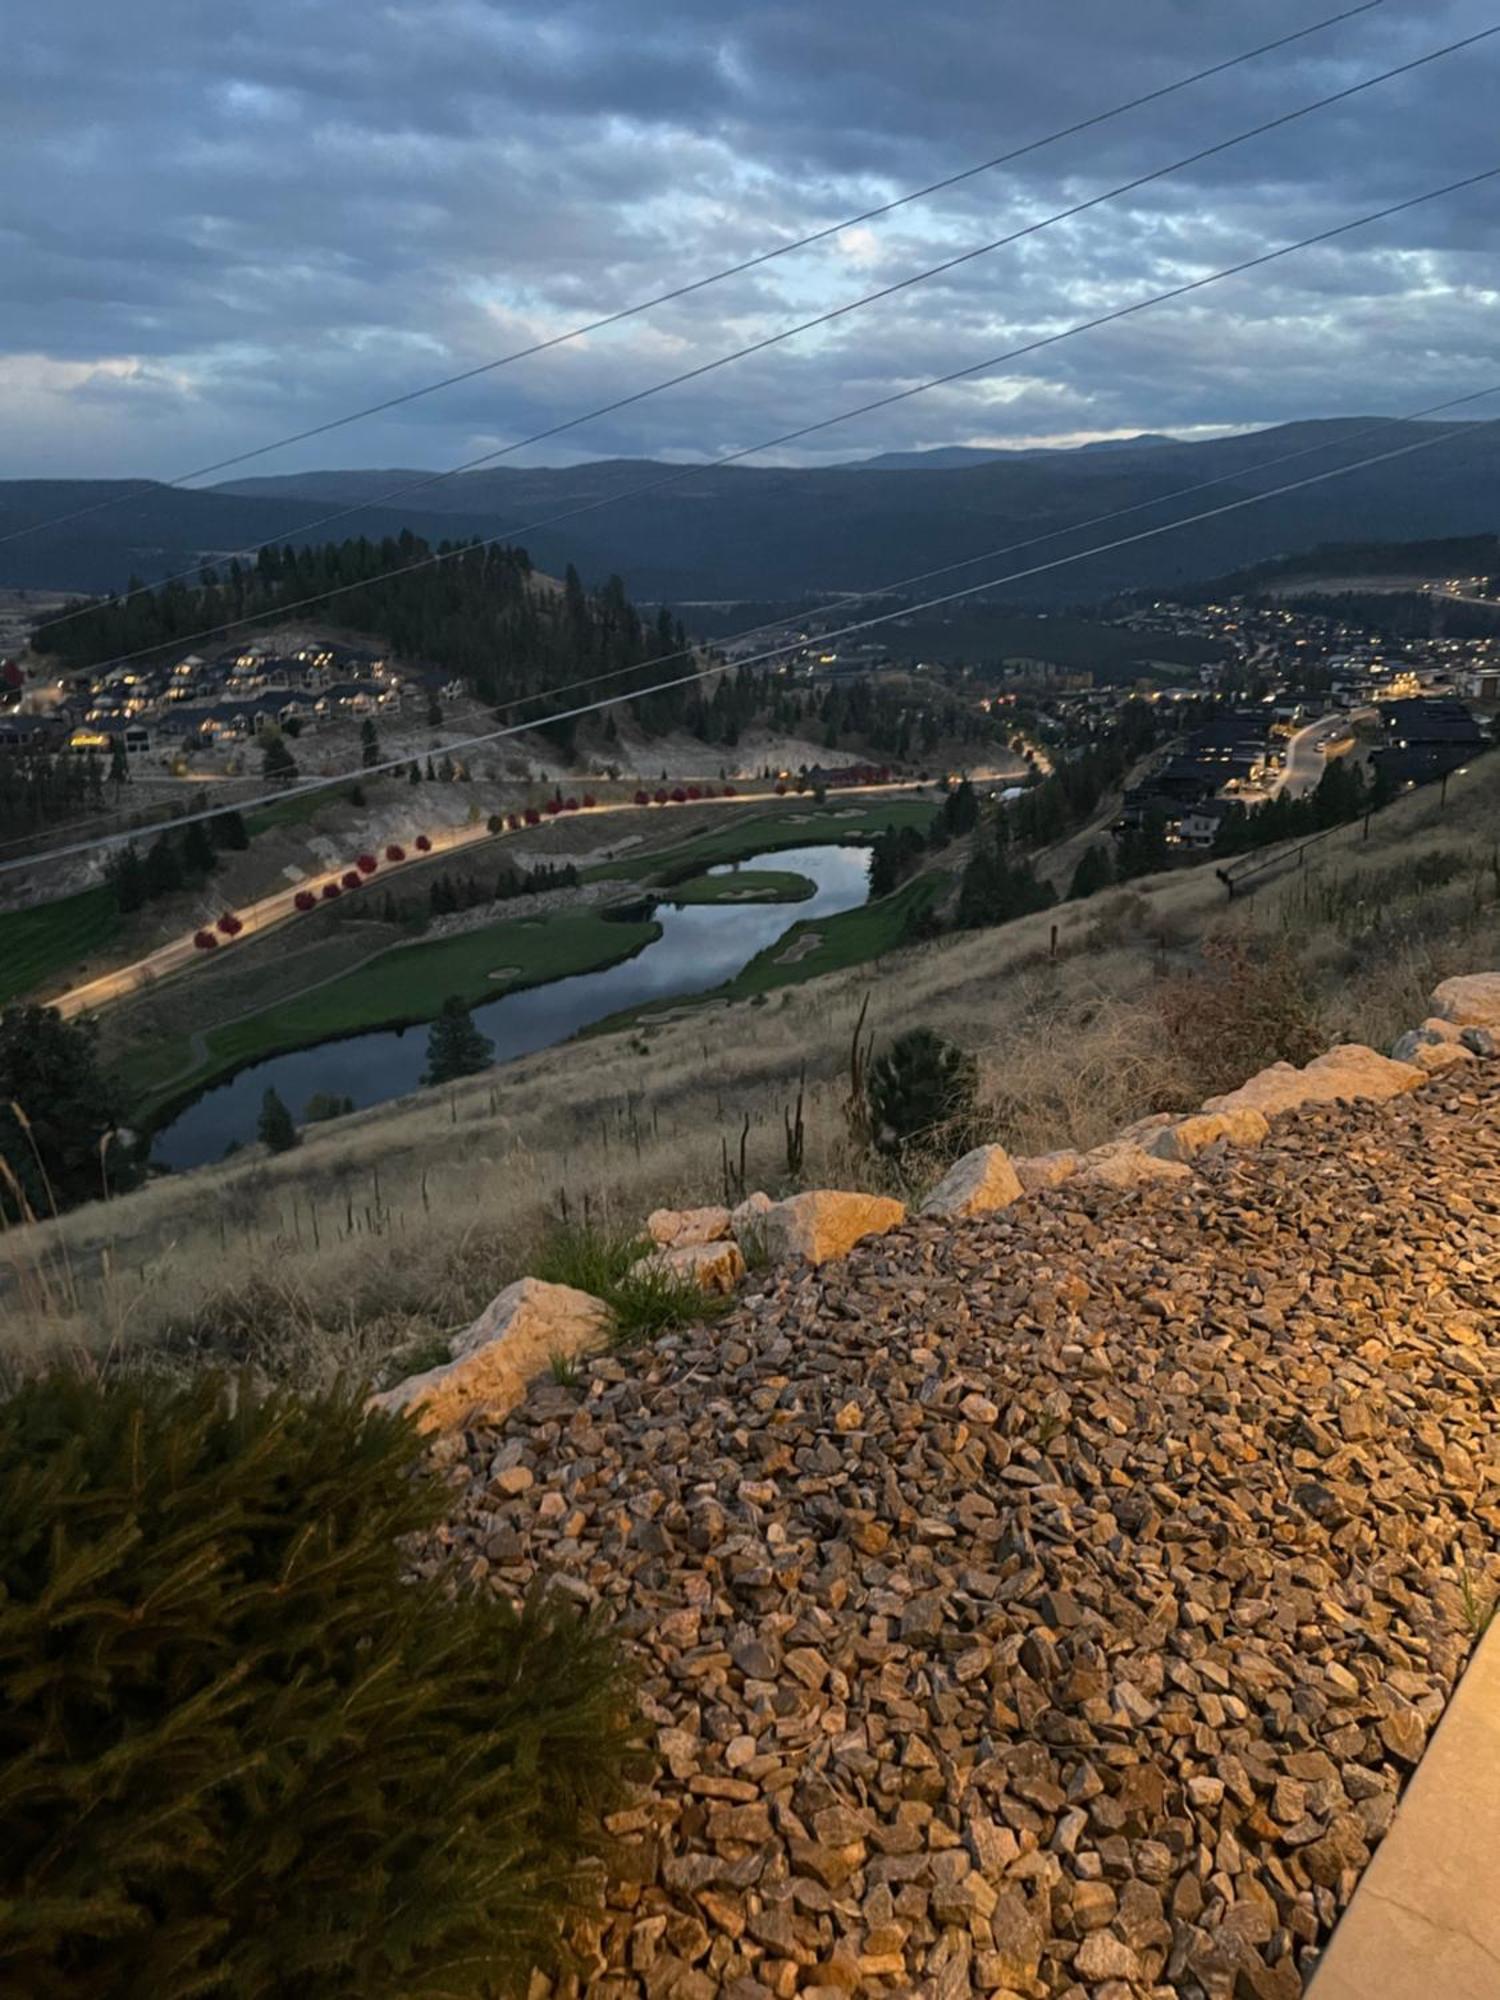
(46, 778, 953, 1021)
(1275, 712, 1356, 800)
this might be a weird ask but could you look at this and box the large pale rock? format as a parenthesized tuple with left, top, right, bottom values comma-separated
(921, 1145, 1025, 1220)
(630, 1239, 746, 1294)
(730, 1191, 774, 1234)
(1407, 1039, 1476, 1076)
(1076, 1142, 1193, 1190)
(1147, 1107, 1271, 1163)
(762, 1190, 906, 1266)
(647, 1203, 731, 1249)
(372, 1276, 611, 1433)
(1431, 973, 1500, 1032)
(1205, 1044, 1422, 1120)
(1014, 1151, 1081, 1194)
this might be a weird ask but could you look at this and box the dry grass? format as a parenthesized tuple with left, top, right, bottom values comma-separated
(6, 753, 1499, 1383)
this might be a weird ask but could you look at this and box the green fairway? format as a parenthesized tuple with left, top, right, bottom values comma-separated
(0, 886, 121, 1007)
(587, 796, 939, 883)
(151, 909, 661, 1103)
(720, 872, 948, 998)
(667, 868, 815, 905)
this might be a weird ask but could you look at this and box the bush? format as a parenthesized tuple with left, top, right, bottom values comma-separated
(1155, 931, 1326, 1097)
(193, 928, 217, 950)
(385, 843, 406, 863)
(0, 1370, 636, 1998)
(321, 881, 342, 901)
(340, 871, 361, 892)
(294, 889, 317, 912)
(866, 1027, 980, 1158)
(414, 834, 432, 853)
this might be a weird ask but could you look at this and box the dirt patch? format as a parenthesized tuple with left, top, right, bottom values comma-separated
(486, 966, 522, 982)
(775, 931, 823, 965)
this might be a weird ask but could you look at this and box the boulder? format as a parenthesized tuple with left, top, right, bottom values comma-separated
(1146, 1107, 1271, 1163)
(1076, 1143, 1193, 1191)
(1463, 1024, 1499, 1057)
(730, 1191, 775, 1235)
(921, 1145, 1025, 1221)
(1205, 1044, 1422, 1121)
(647, 1204, 731, 1249)
(372, 1276, 611, 1433)
(1014, 1151, 1081, 1194)
(1430, 972, 1500, 1031)
(1407, 1039, 1476, 1076)
(631, 1239, 746, 1295)
(1391, 1020, 1463, 1062)
(762, 1190, 906, 1266)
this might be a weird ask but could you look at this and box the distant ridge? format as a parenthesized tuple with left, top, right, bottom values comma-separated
(852, 433, 1181, 470)
(4, 417, 1498, 607)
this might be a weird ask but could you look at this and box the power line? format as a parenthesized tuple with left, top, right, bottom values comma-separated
(7, 381, 1489, 867)
(1, 1, 1385, 551)
(5, 391, 1491, 885)
(38, 15, 1487, 634)
(52, 158, 1500, 678)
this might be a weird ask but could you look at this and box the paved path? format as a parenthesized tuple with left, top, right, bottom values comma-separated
(434, 1068, 1500, 1996)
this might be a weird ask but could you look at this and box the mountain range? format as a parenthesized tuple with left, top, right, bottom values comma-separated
(2, 418, 1496, 610)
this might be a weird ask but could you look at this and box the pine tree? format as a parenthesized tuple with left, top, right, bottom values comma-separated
(257, 1088, 299, 1153)
(107, 842, 148, 914)
(422, 996, 494, 1085)
(1, 1005, 140, 1217)
(409, 760, 421, 784)
(262, 736, 298, 788)
(360, 718, 380, 769)
(866, 1028, 979, 1157)
(1068, 842, 1115, 901)
(180, 818, 218, 881)
(142, 833, 183, 901)
(211, 809, 250, 851)
(109, 738, 129, 789)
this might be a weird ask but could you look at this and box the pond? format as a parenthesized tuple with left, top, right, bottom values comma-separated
(151, 843, 872, 1170)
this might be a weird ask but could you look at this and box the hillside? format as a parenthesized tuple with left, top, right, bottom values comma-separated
(5, 417, 1500, 603)
(428, 1064, 1500, 1996)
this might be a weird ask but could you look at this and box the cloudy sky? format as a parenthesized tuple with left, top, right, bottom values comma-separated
(4, 0, 1499, 481)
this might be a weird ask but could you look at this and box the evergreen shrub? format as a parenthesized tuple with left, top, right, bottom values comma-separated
(0, 1371, 637, 1998)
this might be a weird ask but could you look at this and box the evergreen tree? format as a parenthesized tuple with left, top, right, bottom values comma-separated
(106, 843, 148, 914)
(109, 738, 129, 789)
(0, 1005, 140, 1217)
(180, 818, 218, 881)
(360, 718, 380, 769)
(938, 777, 980, 838)
(257, 1089, 299, 1153)
(1068, 842, 1115, 901)
(211, 809, 250, 851)
(262, 736, 298, 788)
(866, 1028, 979, 1157)
(409, 760, 421, 784)
(142, 833, 183, 901)
(422, 996, 494, 1085)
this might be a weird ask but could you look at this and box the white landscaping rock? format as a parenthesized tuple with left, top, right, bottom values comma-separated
(921, 1145, 1025, 1221)
(630, 1240, 746, 1294)
(1146, 1107, 1271, 1163)
(730, 1191, 775, 1235)
(1014, 1151, 1081, 1194)
(762, 1190, 907, 1266)
(647, 1204, 732, 1249)
(371, 1276, 611, 1433)
(1075, 1142, 1193, 1191)
(1205, 1044, 1423, 1120)
(1431, 973, 1500, 1032)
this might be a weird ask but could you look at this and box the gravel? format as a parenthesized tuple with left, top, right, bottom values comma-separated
(424, 1071, 1500, 1998)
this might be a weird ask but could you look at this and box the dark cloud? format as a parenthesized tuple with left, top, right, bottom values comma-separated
(3, 0, 1498, 477)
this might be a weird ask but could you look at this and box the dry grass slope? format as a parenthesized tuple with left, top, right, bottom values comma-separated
(4, 754, 1498, 1379)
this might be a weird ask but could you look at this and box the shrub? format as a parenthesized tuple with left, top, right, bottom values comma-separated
(216, 912, 244, 937)
(294, 889, 317, 912)
(563, 797, 579, 813)
(670, 788, 687, 805)
(414, 834, 432, 853)
(634, 790, 649, 806)
(533, 1218, 650, 1297)
(582, 794, 596, 810)
(193, 928, 217, 950)
(524, 807, 541, 826)
(608, 1259, 731, 1347)
(341, 871, 361, 891)
(303, 1091, 355, 1123)
(321, 881, 342, 900)
(866, 1027, 980, 1158)
(0, 1370, 636, 1998)
(385, 843, 406, 862)
(1155, 931, 1326, 1097)
(356, 854, 378, 875)
(653, 788, 668, 805)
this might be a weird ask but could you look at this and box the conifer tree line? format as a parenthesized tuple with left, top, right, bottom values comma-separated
(0, 747, 109, 841)
(105, 809, 249, 913)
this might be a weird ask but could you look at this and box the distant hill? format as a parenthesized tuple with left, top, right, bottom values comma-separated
(854, 434, 1179, 470)
(3, 417, 1498, 607)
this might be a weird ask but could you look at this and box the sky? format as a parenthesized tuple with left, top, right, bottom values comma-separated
(4, 0, 1499, 481)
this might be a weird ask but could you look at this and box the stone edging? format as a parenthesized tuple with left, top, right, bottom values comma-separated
(373, 971, 1500, 1436)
